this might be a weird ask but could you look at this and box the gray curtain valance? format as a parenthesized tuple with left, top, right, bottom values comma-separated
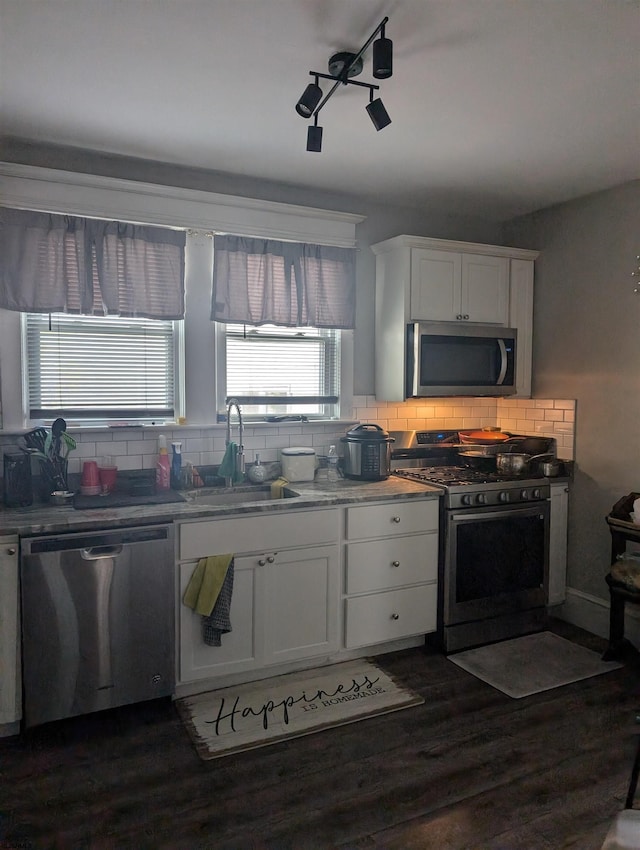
(212, 235, 356, 329)
(0, 208, 185, 319)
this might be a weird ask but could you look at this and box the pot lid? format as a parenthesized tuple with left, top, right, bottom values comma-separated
(281, 446, 316, 456)
(343, 423, 393, 441)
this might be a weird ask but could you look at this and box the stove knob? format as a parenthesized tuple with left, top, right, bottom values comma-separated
(499, 491, 511, 503)
(461, 494, 473, 506)
(521, 489, 529, 500)
(476, 493, 486, 505)
(532, 488, 542, 499)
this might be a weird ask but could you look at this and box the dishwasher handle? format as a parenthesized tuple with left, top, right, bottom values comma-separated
(81, 545, 123, 560)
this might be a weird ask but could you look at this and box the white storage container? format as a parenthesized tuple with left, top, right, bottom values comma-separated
(281, 447, 317, 482)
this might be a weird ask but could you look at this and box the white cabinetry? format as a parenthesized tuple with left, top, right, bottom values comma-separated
(343, 499, 439, 649)
(0, 536, 20, 732)
(177, 509, 340, 685)
(373, 235, 539, 401)
(410, 249, 509, 325)
(548, 482, 569, 606)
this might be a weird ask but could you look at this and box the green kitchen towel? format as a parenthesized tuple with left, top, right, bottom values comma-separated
(183, 554, 234, 616)
(218, 441, 243, 483)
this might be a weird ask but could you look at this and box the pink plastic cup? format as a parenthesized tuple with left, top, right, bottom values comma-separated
(98, 466, 118, 494)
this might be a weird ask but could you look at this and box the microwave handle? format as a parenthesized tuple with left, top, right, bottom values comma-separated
(407, 323, 420, 397)
(497, 338, 508, 385)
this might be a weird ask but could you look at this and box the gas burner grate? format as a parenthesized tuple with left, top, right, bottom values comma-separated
(393, 465, 546, 487)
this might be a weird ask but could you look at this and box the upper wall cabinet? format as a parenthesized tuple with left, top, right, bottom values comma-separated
(372, 235, 539, 402)
(410, 249, 509, 325)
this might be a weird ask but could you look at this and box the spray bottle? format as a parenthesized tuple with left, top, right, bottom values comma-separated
(156, 434, 170, 490)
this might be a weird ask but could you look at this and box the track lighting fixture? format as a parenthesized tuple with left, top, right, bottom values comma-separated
(306, 118, 323, 153)
(366, 92, 392, 131)
(294, 16, 393, 151)
(372, 24, 393, 79)
(295, 77, 323, 117)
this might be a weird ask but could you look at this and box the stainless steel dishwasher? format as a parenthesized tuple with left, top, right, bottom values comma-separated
(21, 524, 174, 727)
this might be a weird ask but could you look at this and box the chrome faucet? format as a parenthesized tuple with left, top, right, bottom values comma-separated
(225, 397, 245, 487)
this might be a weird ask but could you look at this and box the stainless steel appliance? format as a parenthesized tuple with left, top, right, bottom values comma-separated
(21, 524, 175, 727)
(340, 423, 394, 481)
(406, 322, 517, 397)
(392, 430, 554, 653)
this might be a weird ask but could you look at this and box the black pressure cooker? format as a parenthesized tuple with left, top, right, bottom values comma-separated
(340, 424, 394, 481)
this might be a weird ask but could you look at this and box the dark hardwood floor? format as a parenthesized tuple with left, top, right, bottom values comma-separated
(1, 620, 638, 850)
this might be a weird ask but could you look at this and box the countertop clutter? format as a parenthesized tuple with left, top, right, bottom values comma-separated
(0, 475, 440, 537)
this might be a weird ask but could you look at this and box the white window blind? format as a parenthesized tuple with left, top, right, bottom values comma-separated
(224, 323, 339, 417)
(26, 313, 177, 423)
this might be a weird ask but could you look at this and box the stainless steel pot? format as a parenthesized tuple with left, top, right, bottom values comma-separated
(495, 452, 553, 476)
(536, 458, 563, 477)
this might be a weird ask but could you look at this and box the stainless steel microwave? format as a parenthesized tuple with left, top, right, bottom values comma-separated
(406, 322, 517, 397)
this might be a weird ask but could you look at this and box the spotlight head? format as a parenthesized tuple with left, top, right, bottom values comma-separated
(306, 124, 323, 153)
(366, 97, 391, 131)
(296, 82, 322, 117)
(373, 35, 393, 79)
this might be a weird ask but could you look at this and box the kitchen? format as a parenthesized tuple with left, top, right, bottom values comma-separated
(0, 1, 639, 847)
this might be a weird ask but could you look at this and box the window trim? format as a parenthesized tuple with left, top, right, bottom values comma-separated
(216, 322, 342, 420)
(21, 312, 185, 427)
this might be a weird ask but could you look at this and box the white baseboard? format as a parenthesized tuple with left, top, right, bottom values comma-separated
(557, 586, 640, 650)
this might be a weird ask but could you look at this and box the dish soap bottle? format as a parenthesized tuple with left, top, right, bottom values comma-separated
(156, 435, 170, 490)
(327, 445, 339, 483)
(248, 453, 266, 484)
(170, 441, 182, 489)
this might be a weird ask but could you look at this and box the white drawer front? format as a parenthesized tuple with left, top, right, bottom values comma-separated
(344, 584, 437, 649)
(346, 499, 438, 540)
(180, 508, 339, 560)
(346, 532, 438, 594)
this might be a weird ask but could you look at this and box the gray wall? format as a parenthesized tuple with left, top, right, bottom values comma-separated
(503, 180, 640, 600)
(0, 139, 503, 396)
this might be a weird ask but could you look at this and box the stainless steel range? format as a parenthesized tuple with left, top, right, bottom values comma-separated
(391, 430, 555, 654)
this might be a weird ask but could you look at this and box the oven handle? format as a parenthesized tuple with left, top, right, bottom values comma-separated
(450, 505, 548, 523)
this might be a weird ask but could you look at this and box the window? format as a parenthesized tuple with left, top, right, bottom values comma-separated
(24, 312, 181, 425)
(221, 323, 340, 418)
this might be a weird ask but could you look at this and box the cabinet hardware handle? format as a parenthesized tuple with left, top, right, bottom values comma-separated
(267, 555, 275, 563)
(258, 558, 266, 566)
(463, 314, 469, 320)
(391, 613, 400, 620)
(392, 516, 401, 523)
(7, 548, 17, 555)
(391, 560, 400, 567)
(456, 314, 462, 320)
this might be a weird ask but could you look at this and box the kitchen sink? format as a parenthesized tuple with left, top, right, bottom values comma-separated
(183, 484, 299, 506)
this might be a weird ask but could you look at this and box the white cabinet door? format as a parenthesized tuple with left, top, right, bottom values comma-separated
(548, 483, 569, 606)
(0, 537, 20, 728)
(264, 544, 340, 665)
(177, 509, 341, 685)
(410, 249, 508, 325)
(461, 254, 509, 325)
(178, 555, 264, 683)
(410, 249, 461, 321)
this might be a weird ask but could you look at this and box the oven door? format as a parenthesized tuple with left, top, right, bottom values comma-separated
(443, 501, 549, 627)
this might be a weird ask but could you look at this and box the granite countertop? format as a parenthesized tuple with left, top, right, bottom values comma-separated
(0, 476, 441, 536)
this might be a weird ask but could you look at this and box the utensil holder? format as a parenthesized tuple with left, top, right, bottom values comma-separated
(3, 451, 33, 507)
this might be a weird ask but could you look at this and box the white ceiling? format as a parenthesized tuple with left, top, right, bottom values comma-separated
(1, 0, 639, 221)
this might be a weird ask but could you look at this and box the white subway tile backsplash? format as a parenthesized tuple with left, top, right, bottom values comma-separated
(0, 397, 577, 478)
